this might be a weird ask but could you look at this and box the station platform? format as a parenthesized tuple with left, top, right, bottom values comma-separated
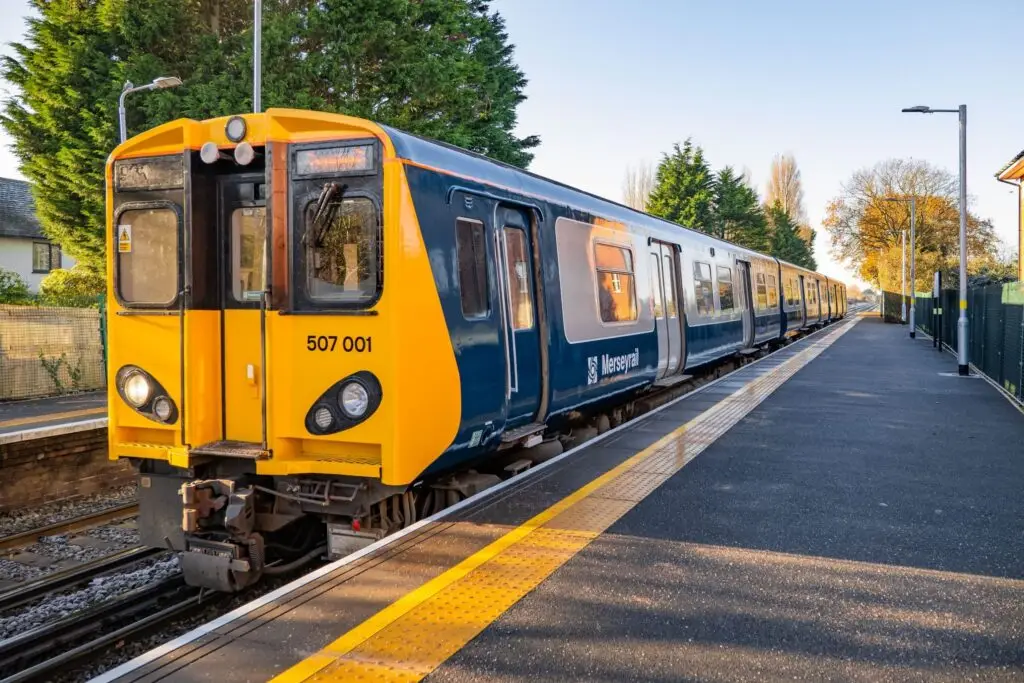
(95, 315, 1024, 683)
(0, 391, 107, 444)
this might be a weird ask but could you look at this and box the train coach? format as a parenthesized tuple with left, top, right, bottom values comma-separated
(106, 109, 845, 591)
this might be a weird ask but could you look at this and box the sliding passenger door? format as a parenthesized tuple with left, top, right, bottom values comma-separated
(496, 205, 541, 428)
(736, 261, 755, 347)
(649, 240, 683, 378)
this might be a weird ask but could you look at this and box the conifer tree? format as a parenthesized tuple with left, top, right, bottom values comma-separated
(2, 0, 539, 272)
(714, 166, 769, 251)
(647, 139, 715, 233)
(767, 201, 817, 269)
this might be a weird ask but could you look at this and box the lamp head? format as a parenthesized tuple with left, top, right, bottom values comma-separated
(152, 76, 183, 89)
(901, 105, 931, 114)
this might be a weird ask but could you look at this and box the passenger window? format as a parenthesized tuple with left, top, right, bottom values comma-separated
(662, 255, 677, 318)
(755, 273, 768, 310)
(594, 243, 637, 323)
(766, 274, 778, 308)
(716, 266, 734, 311)
(455, 218, 488, 318)
(231, 207, 267, 302)
(504, 228, 534, 330)
(650, 254, 663, 317)
(692, 261, 714, 315)
(116, 207, 179, 305)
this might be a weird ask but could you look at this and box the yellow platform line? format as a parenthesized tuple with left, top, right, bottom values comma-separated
(0, 406, 106, 430)
(273, 320, 858, 683)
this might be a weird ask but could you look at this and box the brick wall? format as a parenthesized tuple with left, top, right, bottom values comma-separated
(0, 428, 134, 513)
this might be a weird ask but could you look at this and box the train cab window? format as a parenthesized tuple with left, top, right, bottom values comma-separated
(716, 266, 734, 311)
(504, 227, 534, 330)
(304, 196, 379, 304)
(766, 274, 779, 308)
(755, 273, 768, 310)
(594, 243, 637, 323)
(455, 218, 489, 318)
(231, 207, 267, 302)
(693, 261, 714, 315)
(116, 207, 179, 305)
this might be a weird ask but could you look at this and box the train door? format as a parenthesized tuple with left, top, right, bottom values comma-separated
(219, 176, 267, 445)
(496, 205, 541, 429)
(799, 275, 808, 325)
(736, 261, 755, 347)
(649, 240, 683, 379)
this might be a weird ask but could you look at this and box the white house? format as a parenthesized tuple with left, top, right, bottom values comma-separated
(0, 178, 75, 292)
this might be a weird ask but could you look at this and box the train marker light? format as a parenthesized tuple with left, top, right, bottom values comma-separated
(313, 406, 334, 430)
(234, 141, 256, 166)
(200, 141, 224, 164)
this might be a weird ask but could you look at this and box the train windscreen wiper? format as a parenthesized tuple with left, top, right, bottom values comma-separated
(305, 181, 344, 248)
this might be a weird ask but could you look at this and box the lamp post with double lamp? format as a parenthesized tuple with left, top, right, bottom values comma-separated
(902, 104, 968, 374)
(119, 77, 183, 143)
(884, 196, 917, 337)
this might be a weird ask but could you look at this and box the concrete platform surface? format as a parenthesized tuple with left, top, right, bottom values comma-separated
(0, 390, 106, 440)
(430, 316, 1024, 682)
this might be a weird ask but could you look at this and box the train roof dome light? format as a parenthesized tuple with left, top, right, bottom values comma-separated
(225, 115, 247, 142)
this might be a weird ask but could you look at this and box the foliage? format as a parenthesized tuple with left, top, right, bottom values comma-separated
(38, 350, 83, 394)
(713, 166, 769, 252)
(647, 139, 716, 232)
(39, 267, 105, 307)
(0, 268, 32, 304)
(622, 162, 654, 211)
(2, 0, 539, 273)
(823, 158, 997, 293)
(767, 202, 816, 269)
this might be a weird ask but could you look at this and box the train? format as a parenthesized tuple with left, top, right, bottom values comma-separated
(105, 109, 845, 591)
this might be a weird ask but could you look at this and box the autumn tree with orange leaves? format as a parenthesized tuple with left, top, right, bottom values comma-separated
(823, 159, 1000, 292)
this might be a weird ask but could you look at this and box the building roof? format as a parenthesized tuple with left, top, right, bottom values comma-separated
(996, 150, 1024, 181)
(0, 177, 43, 239)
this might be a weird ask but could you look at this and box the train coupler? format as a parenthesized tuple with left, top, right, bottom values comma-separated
(181, 534, 265, 592)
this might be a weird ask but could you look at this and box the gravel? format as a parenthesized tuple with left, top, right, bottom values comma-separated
(0, 558, 46, 583)
(22, 531, 134, 565)
(86, 524, 140, 546)
(0, 485, 137, 537)
(0, 554, 179, 640)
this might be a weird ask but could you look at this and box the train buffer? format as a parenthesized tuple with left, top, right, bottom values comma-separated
(0, 390, 106, 445)
(94, 316, 1024, 682)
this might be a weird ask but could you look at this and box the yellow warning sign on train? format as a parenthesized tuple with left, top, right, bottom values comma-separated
(117, 224, 132, 253)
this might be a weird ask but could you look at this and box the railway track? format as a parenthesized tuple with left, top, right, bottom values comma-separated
(0, 546, 164, 614)
(0, 576, 200, 683)
(0, 503, 139, 553)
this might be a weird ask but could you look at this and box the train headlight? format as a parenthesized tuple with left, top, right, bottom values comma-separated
(313, 406, 334, 430)
(339, 382, 369, 418)
(153, 396, 174, 422)
(123, 372, 152, 408)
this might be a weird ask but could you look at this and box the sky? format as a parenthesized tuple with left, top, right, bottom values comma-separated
(0, 0, 1021, 287)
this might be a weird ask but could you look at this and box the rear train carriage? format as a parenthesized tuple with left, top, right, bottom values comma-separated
(106, 109, 843, 590)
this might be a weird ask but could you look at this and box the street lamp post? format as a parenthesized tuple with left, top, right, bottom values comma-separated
(902, 104, 969, 374)
(884, 196, 917, 337)
(119, 76, 183, 143)
(901, 229, 907, 323)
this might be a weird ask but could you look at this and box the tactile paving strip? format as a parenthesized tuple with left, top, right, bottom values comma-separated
(273, 320, 859, 683)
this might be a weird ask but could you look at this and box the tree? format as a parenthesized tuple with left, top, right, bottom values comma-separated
(713, 166, 769, 251)
(823, 159, 996, 292)
(0, 268, 31, 304)
(647, 139, 715, 232)
(622, 162, 654, 211)
(765, 153, 809, 226)
(2, 0, 539, 273)
(767, 201, 816, 269)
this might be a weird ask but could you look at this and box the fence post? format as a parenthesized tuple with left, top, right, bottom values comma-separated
(98, 293, 107, 381)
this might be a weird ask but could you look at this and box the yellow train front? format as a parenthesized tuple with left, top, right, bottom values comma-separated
(107, 110, 462, 591)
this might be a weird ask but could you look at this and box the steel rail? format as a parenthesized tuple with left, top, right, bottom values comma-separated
(0, 546, 164, 614)
(0, 502, 139, 552)
(0, 577, 199, 683)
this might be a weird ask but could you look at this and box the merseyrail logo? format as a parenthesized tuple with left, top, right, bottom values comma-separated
(586, 348, 640, 385)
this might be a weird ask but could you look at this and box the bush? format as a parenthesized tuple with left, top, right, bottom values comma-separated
(0, 268, 31, 304)
(39, 267, 105, 307)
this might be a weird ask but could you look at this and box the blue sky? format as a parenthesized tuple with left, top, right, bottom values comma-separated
(1, 0, 1021, 286)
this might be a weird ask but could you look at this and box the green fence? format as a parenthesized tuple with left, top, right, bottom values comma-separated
(916, 282, 1024, 402)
